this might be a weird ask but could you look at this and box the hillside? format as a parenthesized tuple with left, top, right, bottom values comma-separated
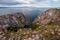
(33, 8, 60, 40)
(0, 12, 30, 32)
(0, 8, 60, 40)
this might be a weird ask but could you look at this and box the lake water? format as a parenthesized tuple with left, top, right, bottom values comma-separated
(0, 7, 49, 22)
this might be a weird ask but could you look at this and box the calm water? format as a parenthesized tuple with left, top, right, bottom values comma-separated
(0, 7, 48, 22)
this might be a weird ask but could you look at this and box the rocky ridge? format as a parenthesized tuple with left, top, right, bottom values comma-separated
(0, 12, 30, 32)
(33, 8, 60, 40)
(0, 8, 60, 40)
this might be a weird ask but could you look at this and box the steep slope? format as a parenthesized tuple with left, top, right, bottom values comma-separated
(33, 8, 60, 24)
(0, 12, 30, 32)
(33, 8, 60, 40)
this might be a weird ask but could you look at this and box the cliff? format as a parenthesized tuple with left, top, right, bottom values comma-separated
(33, 8, 60, 24)
(33, 8, 60, 40)
(0, 12, 30, 32)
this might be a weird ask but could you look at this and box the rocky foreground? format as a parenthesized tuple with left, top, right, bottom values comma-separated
(0, 8, 60, 40)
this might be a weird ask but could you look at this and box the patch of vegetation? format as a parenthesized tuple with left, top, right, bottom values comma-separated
(31, 23, 39, 30)
(7, 25, 21, 32)
(24, 25, 31, 28)
(42, 30, 52, 38)
(18, 16, 22, 21)
(47, 21, 54, 25)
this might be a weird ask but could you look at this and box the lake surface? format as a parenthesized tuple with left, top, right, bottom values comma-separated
(0, 7, 49, 22)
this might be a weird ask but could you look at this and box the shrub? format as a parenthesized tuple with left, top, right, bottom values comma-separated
(7, 25, 21, 32)
(24, 25, 30, 28)
(18, 16, 22, 21)
(31, 23, 39, 30)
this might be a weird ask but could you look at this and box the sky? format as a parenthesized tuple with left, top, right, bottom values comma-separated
(0, 0, 60, 7)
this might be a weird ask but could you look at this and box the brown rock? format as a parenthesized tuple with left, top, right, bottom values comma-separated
(33, 8, 60, 25)
(33, 8, 60, 40)
(0, 12, 30, 32)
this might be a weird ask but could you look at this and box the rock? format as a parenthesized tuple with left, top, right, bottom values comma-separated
(0, 12, 30, 32)
(33, 8, 60, 25)
(33, 8, 60, 40)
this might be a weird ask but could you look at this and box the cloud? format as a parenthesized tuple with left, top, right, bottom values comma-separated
(0, 0, 21, 5)
(0, 0, 60, 7)
(0, 0, 49, 5)
(0, 2, 20, 5)
(53, 0, 60, 1)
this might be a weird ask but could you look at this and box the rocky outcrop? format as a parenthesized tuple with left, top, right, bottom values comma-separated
(33, 8, 60, 40)
(0, 12, 30, 40)
(0, 12, 30, 32)
(33, 8, 60, 24)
